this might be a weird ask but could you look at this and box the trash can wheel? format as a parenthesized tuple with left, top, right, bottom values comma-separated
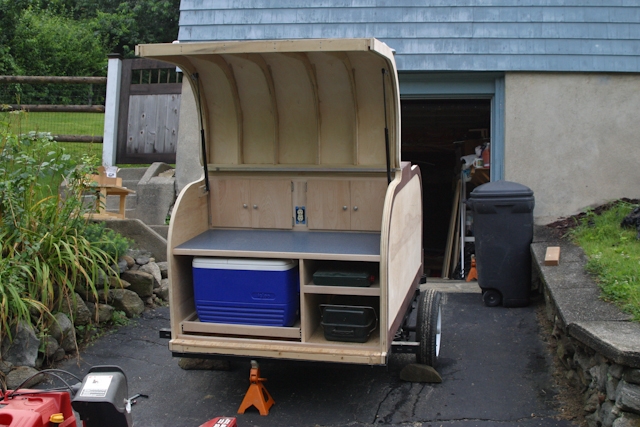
(416, 289, 442, 367)
(482, 289, 502, 307)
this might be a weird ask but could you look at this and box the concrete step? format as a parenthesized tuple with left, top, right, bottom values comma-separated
(117, 168, 147, 181)
(149, 225, 169, 239)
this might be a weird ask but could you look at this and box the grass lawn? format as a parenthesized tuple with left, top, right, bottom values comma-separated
(1, 111, 104, 159)
(0, 111, 104, 136)
(569, 200, 640, 320)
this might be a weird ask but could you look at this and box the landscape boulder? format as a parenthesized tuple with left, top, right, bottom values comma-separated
(86, 302, 115, 323)
(121, 270, 154, 298)
(139, 262, 162, 288)
(60, 293, 92, 326)
(6, 366, 42, 389)
(1, 321, 40, 368)
(110, 289, 145, 317)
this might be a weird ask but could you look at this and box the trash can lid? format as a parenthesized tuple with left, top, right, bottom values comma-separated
(469, 180, 534, 199)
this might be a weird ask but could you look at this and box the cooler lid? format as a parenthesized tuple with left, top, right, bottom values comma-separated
(470, 180, 534, 199)
(193, 257, 298, 271)
(135, 38, 400, 170)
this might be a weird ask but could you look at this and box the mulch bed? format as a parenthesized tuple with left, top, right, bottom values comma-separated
(545, 198, 640, 238)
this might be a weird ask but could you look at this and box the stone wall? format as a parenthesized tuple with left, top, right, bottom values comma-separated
(541, 286, 640, 427)
(533, 226, 640, 427)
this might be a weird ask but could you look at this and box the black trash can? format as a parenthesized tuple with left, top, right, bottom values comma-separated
(467, 180, 534, 307)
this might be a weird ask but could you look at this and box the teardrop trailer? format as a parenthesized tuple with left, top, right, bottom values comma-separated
(134, 38, 442, 368)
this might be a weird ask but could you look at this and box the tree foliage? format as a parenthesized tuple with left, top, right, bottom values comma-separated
(0, 0, 180, 77)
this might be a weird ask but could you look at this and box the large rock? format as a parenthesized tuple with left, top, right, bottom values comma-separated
(0, 360, 13, 375)
(1, 321, 40, 368)
(591, 363, 609, 392)
(156, 261, 169, 279)
(616, 381, 640, 415)
(49, 313, 71, 342)
(117, 259, 128, 274)
(613, 412, 640, 427)
(110, 289, 145, 318)
(121, 255, 135, 269)
(60, 293, 92, 326)
(86, 302, 115, 324)
(49, 312, 77, 353)
(154, 278, 170, 301)
(624, 369, 640, 385)
(42, 335, 60, 359)
(139, 262, 162, 288)
(121, 270, 154, 298)
(6, 366, 42, 389)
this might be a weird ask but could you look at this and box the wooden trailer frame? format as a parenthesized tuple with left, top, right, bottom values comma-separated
(136, 38, 433, 365)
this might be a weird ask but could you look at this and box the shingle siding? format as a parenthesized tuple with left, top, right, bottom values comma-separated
(178, 1, 640, 72)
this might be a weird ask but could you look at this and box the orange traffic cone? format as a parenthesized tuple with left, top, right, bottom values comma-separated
(466, 255, 478, 282)
(237, 360, 275, 416)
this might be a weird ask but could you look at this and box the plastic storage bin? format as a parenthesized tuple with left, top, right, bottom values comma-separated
(312, 269, 375, 287)
(192, 258, 299, 326)
(467, 180, 534, 308)
(321, 305, 377, 343)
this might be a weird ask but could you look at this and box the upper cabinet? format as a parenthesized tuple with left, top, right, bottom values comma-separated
(307, 179, 387, 231)
(210, 178, 292, 229)
(136, 39, 401, 170)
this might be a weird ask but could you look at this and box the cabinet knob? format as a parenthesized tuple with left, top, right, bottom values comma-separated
(342, 206, 348, 211)
(243, 204, 248, 208)
(253, 204, 258, 209)
(353, 206, 358, 211)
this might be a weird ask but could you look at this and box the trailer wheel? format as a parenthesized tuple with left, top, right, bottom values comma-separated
(482, 289, 502, 307)
(416, 289, 442, 367)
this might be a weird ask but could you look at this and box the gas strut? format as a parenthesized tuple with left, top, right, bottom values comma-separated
(381, 68, 392, 185)
(192, 72, 210, 193)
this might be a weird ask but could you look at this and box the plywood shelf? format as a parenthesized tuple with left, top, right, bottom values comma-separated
(181, 317, 301, 340)
(305, 325, 380, 348)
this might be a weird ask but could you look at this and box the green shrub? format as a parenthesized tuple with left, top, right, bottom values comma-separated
(0, 114, 129, 341)
(85, 222, 132, 261)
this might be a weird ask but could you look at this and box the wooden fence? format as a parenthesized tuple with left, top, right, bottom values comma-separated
(0, 75, 106, 143)
(2, 58, 183, 164)
(116, 58, 181, 164)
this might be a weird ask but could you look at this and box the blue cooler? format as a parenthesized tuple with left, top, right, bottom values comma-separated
(192, 258, 299, 327)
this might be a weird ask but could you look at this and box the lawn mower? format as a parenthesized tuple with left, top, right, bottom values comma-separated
(0, 366, 237, 427)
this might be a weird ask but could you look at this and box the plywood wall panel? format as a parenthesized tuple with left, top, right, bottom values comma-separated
(265, 53, 318, 164)
(308, 52, 356, 165)
(224, 54, 277, 164)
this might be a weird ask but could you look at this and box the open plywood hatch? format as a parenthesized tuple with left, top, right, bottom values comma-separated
(136, 39, 401, 171)
(137, 39, 491, 279)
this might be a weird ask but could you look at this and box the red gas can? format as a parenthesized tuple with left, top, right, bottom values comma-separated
(198, 417, 238, 427)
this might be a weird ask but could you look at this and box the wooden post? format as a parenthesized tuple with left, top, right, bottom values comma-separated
(103, 53, 122, 167)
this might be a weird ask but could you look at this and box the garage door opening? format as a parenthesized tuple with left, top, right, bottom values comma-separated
(401, 98, 491, 278)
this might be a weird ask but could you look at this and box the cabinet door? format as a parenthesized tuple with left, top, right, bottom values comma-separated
(350, 180, 387, 231)
(210, 179, 251, 227)
(307, 180, 351, 230)
(250, 180, 293, 229)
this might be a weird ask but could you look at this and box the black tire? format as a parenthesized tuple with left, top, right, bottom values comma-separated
(416, 289, 442, 367)
(482, 289, 502, 307)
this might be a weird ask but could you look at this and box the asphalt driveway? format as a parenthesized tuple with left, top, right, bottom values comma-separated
(57, 289, 575, 427)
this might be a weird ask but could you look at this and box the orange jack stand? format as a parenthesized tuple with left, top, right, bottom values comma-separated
(237, 360, 275, 416)
(466, 255, 478, 282)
